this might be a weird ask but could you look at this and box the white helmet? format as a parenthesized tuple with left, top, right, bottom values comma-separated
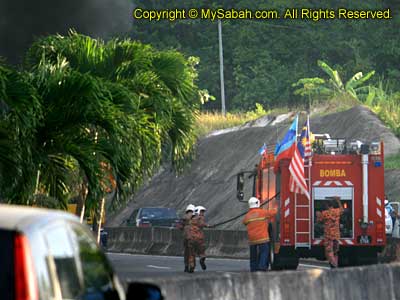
(248, 197, 260, 209)
(186, 204, 196, 213)
(384, 200, 389, 206)
(195, 206, 206, 215)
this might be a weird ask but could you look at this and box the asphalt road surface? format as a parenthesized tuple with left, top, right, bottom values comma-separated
(107, 252, 330, 283)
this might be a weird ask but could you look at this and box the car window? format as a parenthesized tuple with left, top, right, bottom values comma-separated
(45, 225, 82, 299)
(140, 208, 177, 219)
(69, 223, 116, 299)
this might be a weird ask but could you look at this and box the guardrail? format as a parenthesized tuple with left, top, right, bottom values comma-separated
(105, 227, 249, 258)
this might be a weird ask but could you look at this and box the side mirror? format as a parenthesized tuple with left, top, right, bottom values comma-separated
(237, 172, 244, 201)
(126, 282, 164, 300)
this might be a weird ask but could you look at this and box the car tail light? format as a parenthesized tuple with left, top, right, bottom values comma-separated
(14, 234, 38, 300)
(138, 221, 151, 228)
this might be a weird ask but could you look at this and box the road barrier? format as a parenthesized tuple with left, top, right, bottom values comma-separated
(105, 227, 249, 258)
(147, 262, 400, 300)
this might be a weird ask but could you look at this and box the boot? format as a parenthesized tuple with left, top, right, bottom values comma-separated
(200, 257, 207, 270)
(184, 266, 189, 272)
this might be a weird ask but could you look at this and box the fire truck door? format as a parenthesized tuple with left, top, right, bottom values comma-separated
(313, 187, 354, 239)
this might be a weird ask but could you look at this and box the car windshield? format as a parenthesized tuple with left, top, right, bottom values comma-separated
(140, 208, 177, 219)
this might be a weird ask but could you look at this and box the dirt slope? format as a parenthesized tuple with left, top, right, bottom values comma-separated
(107, 106, 400, 229)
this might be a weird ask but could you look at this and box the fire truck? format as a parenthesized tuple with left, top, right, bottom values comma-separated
(237, 137, 386, 269)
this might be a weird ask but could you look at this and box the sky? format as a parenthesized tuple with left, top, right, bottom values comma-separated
(0, 0, 133, 64)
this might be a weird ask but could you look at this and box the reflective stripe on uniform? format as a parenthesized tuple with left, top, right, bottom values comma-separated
(243, 217, 267, 225)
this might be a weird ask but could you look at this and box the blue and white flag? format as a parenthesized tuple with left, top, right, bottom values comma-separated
(258, 143, 267, 155)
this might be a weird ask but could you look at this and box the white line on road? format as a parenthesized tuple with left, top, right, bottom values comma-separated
(147, 265, 172, 270)
(299, 263, 330, 270)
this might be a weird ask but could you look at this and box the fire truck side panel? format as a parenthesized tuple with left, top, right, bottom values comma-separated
(279, 160, 295, 247)
(367, 152, 386, 246)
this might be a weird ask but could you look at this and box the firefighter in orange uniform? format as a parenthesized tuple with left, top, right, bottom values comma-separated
(180, 204, 195, 272)
(316, 196, 344, 268)
(187, 206, 210, 272)
(243, 197, 277, 272)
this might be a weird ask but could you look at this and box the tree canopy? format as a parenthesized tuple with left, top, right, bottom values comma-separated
(130, 0, 400, 110)
(0, 32, 201, 211)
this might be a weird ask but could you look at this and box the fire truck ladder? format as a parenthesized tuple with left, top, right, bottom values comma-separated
(294, 163, 311, 249)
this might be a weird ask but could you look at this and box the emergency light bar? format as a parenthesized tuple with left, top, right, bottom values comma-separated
(323, 139, 346, 153)
(370, 142, 381, 155)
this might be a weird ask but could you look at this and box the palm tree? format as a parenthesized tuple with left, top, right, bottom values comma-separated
(0, 62, 42, 203)
(18, 31, 201, 216)
(25, 31, 200, 171)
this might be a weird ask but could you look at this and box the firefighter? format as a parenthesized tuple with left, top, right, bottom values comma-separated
(385, 195, 396, 231)
(242, 197, 277, 272)
(187, 205, 210, 272)
(180, 204, 195, 272)
(316, 196, 344, 268)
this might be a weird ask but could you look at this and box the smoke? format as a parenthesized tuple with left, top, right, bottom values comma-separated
(0, 0, 134, 65)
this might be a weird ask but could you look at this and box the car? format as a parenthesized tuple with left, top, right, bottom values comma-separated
(0, 204, 163, 300)
(134, 207, 180, 228)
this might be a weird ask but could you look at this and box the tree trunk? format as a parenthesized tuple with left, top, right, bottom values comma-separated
(76, 178, 88, 221)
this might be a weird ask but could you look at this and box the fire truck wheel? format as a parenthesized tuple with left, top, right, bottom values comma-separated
(270, 246, 299, 270)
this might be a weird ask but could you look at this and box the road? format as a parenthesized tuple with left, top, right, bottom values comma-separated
(107, 252, 330, 283)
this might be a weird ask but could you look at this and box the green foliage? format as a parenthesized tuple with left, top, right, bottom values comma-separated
(130, 0, 400, 110)
(294, 60, 375, 104)
(385, 152, 400, 170)
(0, 31, 201, 210)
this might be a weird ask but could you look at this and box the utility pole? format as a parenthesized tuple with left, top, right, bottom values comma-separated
(218, 19, 226, 116)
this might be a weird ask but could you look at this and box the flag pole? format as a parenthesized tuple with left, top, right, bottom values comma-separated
(307, 115, 312, 194)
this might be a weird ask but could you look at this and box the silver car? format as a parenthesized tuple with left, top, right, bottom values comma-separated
(0, 204, 163, 300)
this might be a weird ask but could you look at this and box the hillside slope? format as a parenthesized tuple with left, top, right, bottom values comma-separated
(108, 106, 400, 229)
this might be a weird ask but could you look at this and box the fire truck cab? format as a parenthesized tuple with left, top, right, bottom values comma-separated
(237, 138, 386, 269)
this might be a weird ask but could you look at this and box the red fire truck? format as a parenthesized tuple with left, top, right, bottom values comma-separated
(237, 138, 386, 269)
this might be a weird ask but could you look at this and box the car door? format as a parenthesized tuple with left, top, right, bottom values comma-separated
(68, 221, 125, 300)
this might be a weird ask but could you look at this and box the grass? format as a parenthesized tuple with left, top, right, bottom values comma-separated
(195, 103, 270, 137)
(384, 153, 400, 170)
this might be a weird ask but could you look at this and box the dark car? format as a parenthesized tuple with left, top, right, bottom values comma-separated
(0, 204, 163, 300)
(135, 207, 180, 228)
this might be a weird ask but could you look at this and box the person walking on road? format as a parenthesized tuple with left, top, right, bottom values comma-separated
(180, 204, 195, 272)
(316, 196, 344, 268)
(187, 205, 211, 272)
(242, 197, 277, 272)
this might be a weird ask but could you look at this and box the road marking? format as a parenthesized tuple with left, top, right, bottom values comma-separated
(299, 263, 330, 270)
(147, 265, 172, 270)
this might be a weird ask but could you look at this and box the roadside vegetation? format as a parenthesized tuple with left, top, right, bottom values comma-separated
(195, 103, 268, 137)
(385, 152, 400, 170)
(0, 31, 202, 216)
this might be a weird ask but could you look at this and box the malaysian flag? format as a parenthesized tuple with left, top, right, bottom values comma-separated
(298, 116, 312, 159)
(289, 117, 310, 199)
